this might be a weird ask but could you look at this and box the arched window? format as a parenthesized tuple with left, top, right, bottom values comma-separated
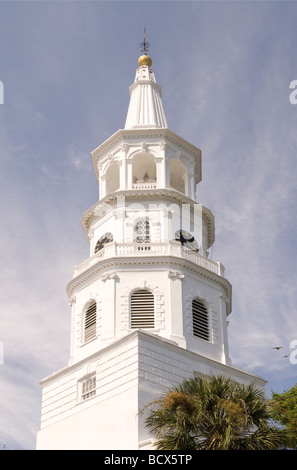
(132, 153, 157, 188)
(134, 219, 150, 243)
(192, 298, 209, 341)
(84, 301, 97, 343)
(130, 289, 155, 329)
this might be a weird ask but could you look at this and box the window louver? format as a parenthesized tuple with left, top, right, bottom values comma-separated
(130, 290, 155, 329)
(82, 376, 96, 400)
(84, 301, 97, 342)
(192, 299, 209, 341)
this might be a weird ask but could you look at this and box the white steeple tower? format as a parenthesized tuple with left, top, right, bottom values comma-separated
(36, 35, 266, 450)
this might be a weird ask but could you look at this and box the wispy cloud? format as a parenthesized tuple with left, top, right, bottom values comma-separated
(165, 2, 297, 387)
(67, 146, 91, 170)
(1, 0, 297, 449)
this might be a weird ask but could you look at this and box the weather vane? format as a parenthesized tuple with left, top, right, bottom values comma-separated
(139, 26, 150, 54)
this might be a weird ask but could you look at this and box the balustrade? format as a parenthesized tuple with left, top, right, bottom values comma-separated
(73, 241, 224, 278)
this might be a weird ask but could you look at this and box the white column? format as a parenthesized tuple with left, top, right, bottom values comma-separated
(162, 159, 166, 188)
(127, 160, 133, 190)
(100, 273, 118, 344)
(97, 162, 103, 200)
(100, 174, 107, 200)
(155, 157, 163, 189)
(168, 271, 186, 348)
(121, 144, 128, 190)
(188, 172, 194, 200)
(160, 142, 167, 188)
(165, 160, 170, 190)
(68, 296, 76, 366)
(218, 293, 231, 365)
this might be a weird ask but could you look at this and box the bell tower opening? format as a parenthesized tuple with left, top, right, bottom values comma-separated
(169, 159, 187, 194)
(132, 152, 156, 189)
(106, 161, 120, 194)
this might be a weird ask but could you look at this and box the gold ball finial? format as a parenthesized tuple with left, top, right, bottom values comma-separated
(138, 54, 152, 67)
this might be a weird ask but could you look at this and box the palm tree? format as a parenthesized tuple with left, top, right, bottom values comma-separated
(144, 375, 284, 450)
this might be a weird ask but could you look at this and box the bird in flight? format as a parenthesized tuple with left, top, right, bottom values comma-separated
(272, 346, 283, 350)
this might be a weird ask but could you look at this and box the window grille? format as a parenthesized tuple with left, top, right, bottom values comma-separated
(134, 219, 150, 243)
(130, 289, 155, 329)
(192, 298, 209, 341)
(81, 376, 96, 401)
(84, 301, 97, 343)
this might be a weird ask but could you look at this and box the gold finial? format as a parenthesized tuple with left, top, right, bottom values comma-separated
(138, 26, 152, 67)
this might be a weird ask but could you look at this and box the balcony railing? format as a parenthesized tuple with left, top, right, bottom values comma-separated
(132, 182, 157, 190)
(73, 241, 225, 278)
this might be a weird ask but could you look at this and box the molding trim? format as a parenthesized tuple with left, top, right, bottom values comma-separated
(66, 256, 232, 315)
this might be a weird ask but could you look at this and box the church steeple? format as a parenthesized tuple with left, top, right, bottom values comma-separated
(36, 36, 266, 451)
(124, 32, 167, 130)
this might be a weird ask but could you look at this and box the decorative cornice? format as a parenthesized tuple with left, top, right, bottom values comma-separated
(128, 78, 162, 96)
(66, 254, 232, 315)
(168, 271, 185, 280)
(90, 128, 201, 183)
(40, 329, 266, 388)
(68, 295, 76, 307)
(100, 272, 118, 282)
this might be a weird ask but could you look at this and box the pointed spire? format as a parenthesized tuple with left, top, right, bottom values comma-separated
(138, 27, 152, 67)
(140, 26, 150, 54)
(124, 30, 167, 130)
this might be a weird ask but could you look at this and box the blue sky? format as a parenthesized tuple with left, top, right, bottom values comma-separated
(0, 0, 297, 450)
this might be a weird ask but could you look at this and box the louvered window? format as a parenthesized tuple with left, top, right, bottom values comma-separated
(81, 376, 96, 401)
(130, 289, 155, 329)
(192, 298, 209, 341)
(84, 301, 97, 343)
